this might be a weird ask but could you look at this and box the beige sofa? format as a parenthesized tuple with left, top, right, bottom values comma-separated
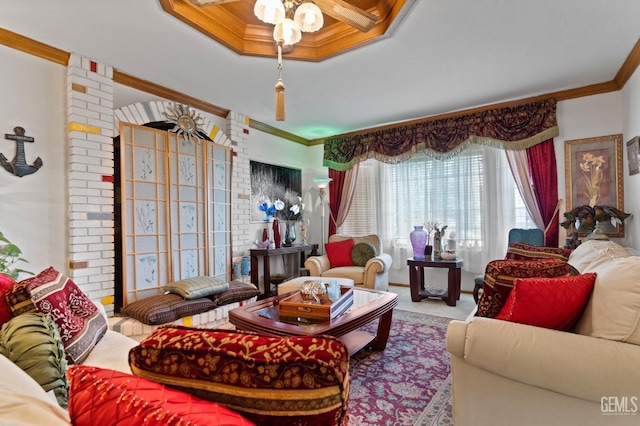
(304, 234, 392, 291)
(446, 240, 640, 425)
(0, 306, 140, 424)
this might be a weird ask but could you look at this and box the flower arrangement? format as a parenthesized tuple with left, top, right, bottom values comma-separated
(561, 205, 631, 232)
(274, 197, 302, 221)
(258, 201, 277, 221)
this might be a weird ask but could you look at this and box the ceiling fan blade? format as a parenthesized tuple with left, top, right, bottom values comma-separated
(187, 0, 239, 6)
(313, 0, 378, 32)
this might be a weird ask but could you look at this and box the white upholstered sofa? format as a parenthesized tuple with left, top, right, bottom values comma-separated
(446, 241, 640, 425)
(304, 234, 392, 291)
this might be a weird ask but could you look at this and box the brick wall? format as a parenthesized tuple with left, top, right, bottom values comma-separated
(66, 53, 116, 310)
(67, 54, 253, 312)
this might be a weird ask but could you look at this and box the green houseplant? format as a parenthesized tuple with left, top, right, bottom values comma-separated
(0, 231, 32, 280)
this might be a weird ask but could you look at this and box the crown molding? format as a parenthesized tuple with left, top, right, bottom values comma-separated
(1, 27, 638, 147)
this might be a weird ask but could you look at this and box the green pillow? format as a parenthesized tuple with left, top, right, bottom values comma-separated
(351, 242, 377, 267)
(0, 313, 69, 408)
(164, 276, 229, 300)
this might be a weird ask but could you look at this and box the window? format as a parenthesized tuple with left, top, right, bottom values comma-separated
(341, 144, 534, 273)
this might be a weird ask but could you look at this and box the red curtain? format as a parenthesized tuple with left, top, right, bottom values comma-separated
(327, 168, 345, 236)
(527, 139, 559, 247)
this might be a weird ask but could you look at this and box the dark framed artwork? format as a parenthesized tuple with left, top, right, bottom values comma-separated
(250, 161, 302, 223)
(627, 136, 639, 176)
(564, 134, 625, 237)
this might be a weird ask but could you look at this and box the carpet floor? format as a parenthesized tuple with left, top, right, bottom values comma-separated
(347, 309, 454, 426)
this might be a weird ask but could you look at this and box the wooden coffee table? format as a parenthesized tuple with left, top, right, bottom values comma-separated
(229, 287, 398, 356)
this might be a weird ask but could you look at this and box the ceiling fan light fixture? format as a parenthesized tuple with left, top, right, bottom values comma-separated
(294, 2, 324, 32)
(273, 18, 302, 46)
(254, 0, 285, 25)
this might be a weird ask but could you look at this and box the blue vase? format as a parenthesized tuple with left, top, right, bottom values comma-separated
(241, 256, 250, 276)
(410, 226, 428, 260)
(284, 220, 296, 246)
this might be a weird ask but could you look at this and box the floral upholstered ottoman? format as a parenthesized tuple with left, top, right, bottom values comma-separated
(129, 325, 350, 425)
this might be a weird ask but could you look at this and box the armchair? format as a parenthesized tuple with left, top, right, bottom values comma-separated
(304, 234, 392, 291)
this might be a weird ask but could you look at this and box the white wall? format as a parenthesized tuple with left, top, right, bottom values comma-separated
(2, 39, 637, 292)
(0, 46, 67, 277)
(554, 91, 625, 247)
(621, 67, 640, 249)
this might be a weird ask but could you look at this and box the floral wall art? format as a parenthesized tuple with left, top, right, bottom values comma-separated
(564, 134, 625, 237)
(250, 161, 302, 223)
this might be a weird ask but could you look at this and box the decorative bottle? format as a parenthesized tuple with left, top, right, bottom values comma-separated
(410, 225, 428, 260)
(273, 219, 281, 248)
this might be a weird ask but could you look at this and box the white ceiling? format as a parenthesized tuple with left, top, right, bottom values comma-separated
(1, 0, 639, 140)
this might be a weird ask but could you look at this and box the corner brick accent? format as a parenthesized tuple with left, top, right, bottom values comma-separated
(67, 53, 115, 312)
(226, 112, 251, 258)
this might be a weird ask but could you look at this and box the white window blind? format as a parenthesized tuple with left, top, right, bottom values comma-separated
(341, 144, 535, 274)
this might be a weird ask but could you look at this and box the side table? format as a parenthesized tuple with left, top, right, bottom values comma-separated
(407, 257, 464, 306)
(250, 244, 318, 299)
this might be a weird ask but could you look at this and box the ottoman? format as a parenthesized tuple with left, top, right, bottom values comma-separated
(277, 276, 355, 295)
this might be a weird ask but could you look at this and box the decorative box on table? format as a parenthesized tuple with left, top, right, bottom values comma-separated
(279, 286, 353, 321)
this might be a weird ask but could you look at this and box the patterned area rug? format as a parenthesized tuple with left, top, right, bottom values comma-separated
(348, 310, 454, 426)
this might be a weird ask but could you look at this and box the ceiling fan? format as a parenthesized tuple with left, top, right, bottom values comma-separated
(187, 0, 378, 33)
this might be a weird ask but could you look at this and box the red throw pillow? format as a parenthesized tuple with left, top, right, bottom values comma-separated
(495, 273, 596, 331)
(325, 238, 355, 267)
(18, 267, 108, 364)
(0, 274, 17, 326)
(67, 365, 255, 426)
(476, 258, 571, 318)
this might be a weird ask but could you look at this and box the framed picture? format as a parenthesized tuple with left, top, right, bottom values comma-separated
(564, 134, 624, 237)
(627, 136, 639, 176)
(250, 161, 302, 223)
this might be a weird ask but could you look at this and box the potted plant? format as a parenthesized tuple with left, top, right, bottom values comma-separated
(0, 231, 32, 280)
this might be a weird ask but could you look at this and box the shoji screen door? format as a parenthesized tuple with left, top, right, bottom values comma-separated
(119, 122, 232, 305)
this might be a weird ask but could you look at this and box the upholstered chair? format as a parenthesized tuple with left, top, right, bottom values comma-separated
(304, 234, 393, 291)
(473, 228, 545, 303)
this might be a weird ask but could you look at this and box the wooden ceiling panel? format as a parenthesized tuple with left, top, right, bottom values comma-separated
(160, 0, 414, 61)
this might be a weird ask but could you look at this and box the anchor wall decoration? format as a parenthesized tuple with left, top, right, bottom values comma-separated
(1, 126, 43, 177)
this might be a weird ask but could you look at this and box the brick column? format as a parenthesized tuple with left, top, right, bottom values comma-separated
(66, 54, 115, 311)
(226, 111, 251, 258)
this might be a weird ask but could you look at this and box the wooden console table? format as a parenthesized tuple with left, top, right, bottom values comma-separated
(250, 244, 318, 299)
(407, 257, 464, 306)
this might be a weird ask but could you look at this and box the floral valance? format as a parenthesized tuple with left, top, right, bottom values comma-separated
(323, 99, 559, 171)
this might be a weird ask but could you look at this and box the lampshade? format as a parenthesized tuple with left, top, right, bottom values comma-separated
(293, 2, 324, 32)
(273, 18, 302, 46)
(313, 177, 332, 189)
(254, 0, 285, 25)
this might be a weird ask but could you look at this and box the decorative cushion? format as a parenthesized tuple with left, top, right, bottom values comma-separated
(0, 312, 69, 408)
(350, 242, 377, 267)
(325, 238, 355, 268)
(567, 240, 632, 273)
(164, 276, 229, 300)
(209, 280, 259, 306)
(495, 273, 596, 331)
(574, 256, 640, 344)
(121, 293, 216, 326)
(0, 274, 17, 326)
(129, 326, 350, 426)
(476, 258, 571, 318)
(5, 279, 38, 316)
(505, 242, 569, 262)
(18, 267, 108, 364)
(67, 365, 255, 426)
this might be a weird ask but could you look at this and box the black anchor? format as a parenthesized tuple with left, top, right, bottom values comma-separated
(1, 126, 43, 177)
